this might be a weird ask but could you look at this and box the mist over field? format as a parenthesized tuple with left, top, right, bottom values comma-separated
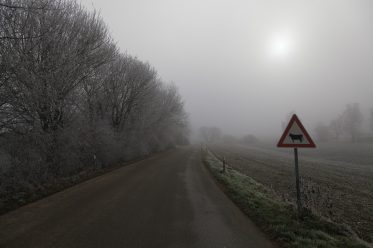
(80, 0, 373, 139)
(1, 1, 373, 247)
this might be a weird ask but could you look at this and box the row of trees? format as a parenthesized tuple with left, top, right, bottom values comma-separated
(0, 0, 189, 192)
(198, 126, 258, 145)
(314, 103, 372, 142)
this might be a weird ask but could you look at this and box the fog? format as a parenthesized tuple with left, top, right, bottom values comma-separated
(80, 0, 373, 138)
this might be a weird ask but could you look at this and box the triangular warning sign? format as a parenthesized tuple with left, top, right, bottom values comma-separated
(277, 114, 316, 148)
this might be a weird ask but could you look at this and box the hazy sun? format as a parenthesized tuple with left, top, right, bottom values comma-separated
(269, 32, 294, 59)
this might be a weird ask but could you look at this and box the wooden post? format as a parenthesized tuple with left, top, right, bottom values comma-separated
(294, 148, 302, 215)
(222, 156, 226, 173)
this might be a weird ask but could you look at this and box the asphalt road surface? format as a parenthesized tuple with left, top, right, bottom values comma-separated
(0, 146, 275, 248)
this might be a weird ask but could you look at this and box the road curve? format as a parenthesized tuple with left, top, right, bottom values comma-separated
(0, 146, 275, 248)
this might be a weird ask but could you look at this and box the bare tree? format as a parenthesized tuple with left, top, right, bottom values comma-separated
(329, 115, 344, 141)
(0, 0, 53, 40)
(132, 82, 189, 150)
(102, 55, 157, 131)
(199, 126, 222, 143)
(341, 103, 363, 142)
(0, 0, 116, 133)
(0, 0, 190, 209)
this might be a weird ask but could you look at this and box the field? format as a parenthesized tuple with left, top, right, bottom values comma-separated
(209, 142, 373, 243)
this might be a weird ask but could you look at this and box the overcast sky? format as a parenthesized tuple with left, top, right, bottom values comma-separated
(80, 0, 373, 137)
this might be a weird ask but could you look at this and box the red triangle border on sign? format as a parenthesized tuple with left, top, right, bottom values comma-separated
(277, 114, 316, 148)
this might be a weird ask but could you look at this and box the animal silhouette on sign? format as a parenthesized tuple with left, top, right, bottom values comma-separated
(289, 133, 303, 143)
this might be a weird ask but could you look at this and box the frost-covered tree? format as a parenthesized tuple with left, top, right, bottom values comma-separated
(199, 126, 222, 143)
(341, 103, 363, 142)
(0, 0, 189, 196)
(0, 0, 116, 133)
(102, 55, 157, 131)
(329, 116, 344, 141)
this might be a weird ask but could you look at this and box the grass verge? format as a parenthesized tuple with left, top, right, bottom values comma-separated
(202, 149, 371, 248)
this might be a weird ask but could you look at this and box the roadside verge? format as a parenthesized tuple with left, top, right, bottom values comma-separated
(202, 148, 370, 248)
(0, 149, 169, 216)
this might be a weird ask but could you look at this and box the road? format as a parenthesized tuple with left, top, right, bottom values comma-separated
(0, 146, 275, 248)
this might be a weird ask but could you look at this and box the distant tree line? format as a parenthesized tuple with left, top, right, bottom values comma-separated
(314, 103, 373, 142)
(198, 126, 258, 145)
(0, 0, 189, 206)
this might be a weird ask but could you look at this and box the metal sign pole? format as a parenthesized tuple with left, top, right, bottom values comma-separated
(277, 114, 315, 216)
(294, 148, 302, 215)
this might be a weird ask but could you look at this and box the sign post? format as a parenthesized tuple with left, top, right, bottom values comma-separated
(294, 147, 301, 211)
(277, 114, 316, 215)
